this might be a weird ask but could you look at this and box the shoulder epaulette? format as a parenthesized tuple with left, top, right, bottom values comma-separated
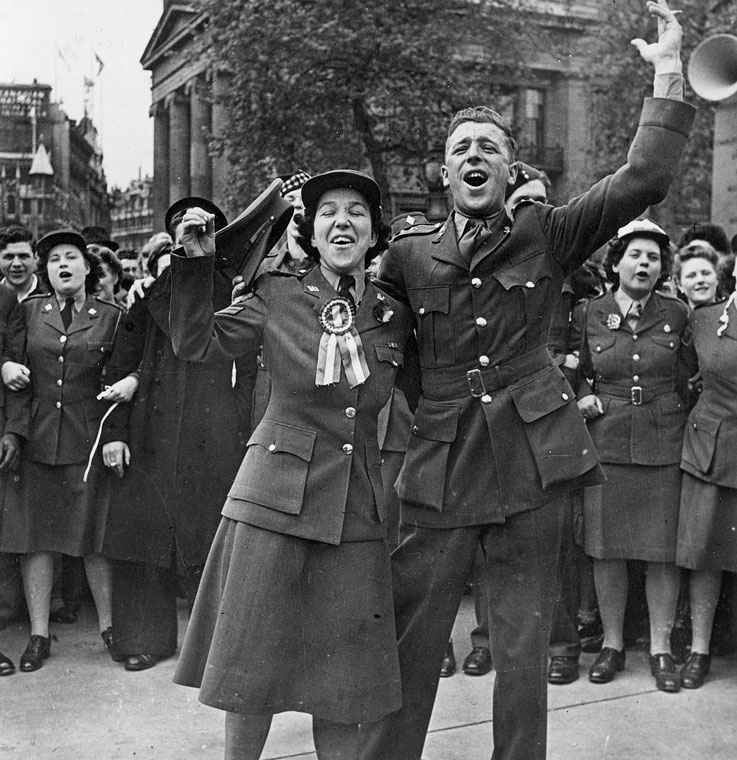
(391, 222, 443, 241)
(93, 296, 124, 311)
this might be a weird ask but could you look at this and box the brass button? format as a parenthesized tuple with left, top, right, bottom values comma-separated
(632, 334, 638, 341)
(633, 354, 640, 361)
(418, 307, 426, 316)
(342, 444, 353, 455)
(60, 335, 67, 344)
(58, 356, 64, 363)
(481, 394, 492, 404)
(525, 281, 535, 288)
(55, 401, 61, 409)
(476, 317, 487, 327)
(268, 443, 276, 452)
(561, 392, 569, 401)
(633, 375, 640, 382)
(56, 379, 62, 386)
(345, 407, 356, 418)
(471, 278, 482, 288)
(479, 355, 490, 367)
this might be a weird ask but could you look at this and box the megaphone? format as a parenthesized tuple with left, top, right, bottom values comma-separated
(687, 34, 737, 102)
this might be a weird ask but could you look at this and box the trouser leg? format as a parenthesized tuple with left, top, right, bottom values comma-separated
(470, 545, 491, 650)
(111, 559, 178, 657)
(548, 497, 581, 659)
(483, 497, 567, 760)
(360, 523, 479, 760)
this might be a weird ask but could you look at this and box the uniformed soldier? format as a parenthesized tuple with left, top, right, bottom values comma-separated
(360, 4, 696, 759)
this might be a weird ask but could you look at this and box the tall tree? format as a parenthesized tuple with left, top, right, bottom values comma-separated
(198, 0, 544, 210)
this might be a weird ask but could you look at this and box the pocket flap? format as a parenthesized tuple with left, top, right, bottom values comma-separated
(590, 334, 616, 354)
(411, 398, 459, 442)
(248, 420, 316, 462)
(690, 412, 721, 438)
(408, 286, 450, 316)
(493, 255, 551, 291)
(374, 344, 404, 367)
(510, 368, 573, 423)
(651, 334, 679, 351)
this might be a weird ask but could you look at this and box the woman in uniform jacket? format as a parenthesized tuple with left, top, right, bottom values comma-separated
(675, 255, 737, 689)
(571, 220, 696, 693)
(0, 230, 123, 672)
(169, 170, 413, 760)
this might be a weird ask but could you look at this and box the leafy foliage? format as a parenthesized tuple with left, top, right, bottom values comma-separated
(583, 0, 720, 234)
(198, 0, 542, 209)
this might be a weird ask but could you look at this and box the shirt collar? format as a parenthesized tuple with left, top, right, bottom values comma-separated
(453, 210, 504, 240)
(613, 289, 651, 315)
(319, 266, 367, 305)
(1, 273, 38, 302)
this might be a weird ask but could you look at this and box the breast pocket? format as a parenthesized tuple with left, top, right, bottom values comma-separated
(372, 344, 404, 403)
(229, 420, 317, 514)
(87, 338, 114, 368)
(493, 254, 551, 349)
(408, 286, 454, 368)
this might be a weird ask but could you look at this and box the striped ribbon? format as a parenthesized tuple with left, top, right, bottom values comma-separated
(315, 300, 370, 387)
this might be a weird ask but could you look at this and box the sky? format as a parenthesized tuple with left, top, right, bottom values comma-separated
(1, 0, 164, 189)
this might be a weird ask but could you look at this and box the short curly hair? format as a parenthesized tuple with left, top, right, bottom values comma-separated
(674, 242, 719, 283)
(37, 241, 102, 295)
(604, 231, 674, 291)
(446, 106, 517, 161)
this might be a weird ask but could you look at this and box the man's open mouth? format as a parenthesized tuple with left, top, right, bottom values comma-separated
(464, 170, 488, 187)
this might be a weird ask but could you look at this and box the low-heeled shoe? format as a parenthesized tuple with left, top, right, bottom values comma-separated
(101, 628, 125, 663)
(463, 646, 492, 676)
(680, 652, 711, 689)
(19, 635, 51, 672)
(649, 652, 680, 693)
(0, 651, 15, 676)
(440, 641, 456, 678)
(124, 654, 160, 672)
(589, 647, 625, 683)
(548, 655, 579, 685)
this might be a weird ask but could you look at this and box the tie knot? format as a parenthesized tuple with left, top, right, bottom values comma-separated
(65, 297, 75, 309)
(629, 300, 642, 318)
(338, 275, 355, 292)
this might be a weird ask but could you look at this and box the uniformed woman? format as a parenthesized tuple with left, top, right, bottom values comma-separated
(0, 230, 123, 672)
(571, 220, 696, 693)
(169, 171, 413, 760)
(676, 255, 737, 689)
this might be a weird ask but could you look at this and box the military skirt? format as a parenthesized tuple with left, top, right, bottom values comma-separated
(676, 473, 737, 573)
(174, 517, 401, 724)
(583, 463, 682, 562)
(0, 460, 111, 556)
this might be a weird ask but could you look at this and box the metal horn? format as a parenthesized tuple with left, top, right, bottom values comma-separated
(687, 34, 737, 102)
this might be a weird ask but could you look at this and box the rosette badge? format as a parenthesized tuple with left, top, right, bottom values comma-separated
(315, 297, 370, 387)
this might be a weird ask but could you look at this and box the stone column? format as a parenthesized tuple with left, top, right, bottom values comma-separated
(187, 77, 212, 199)
(210, 70, 231, 212)
(151, 101, 169, 234)
(166, 90, 191, 204)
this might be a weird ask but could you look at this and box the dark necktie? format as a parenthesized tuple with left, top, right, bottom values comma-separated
(61, 297, 75, 330)
(338, 275, 356, 310)
(458, 220, 492, 261)
(626, 300, 642, 331)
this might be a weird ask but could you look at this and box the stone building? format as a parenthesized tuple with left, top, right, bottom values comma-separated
(141, 1, 602, 228)
(0, 81, 110, 237)
(110, 174, 154, 253)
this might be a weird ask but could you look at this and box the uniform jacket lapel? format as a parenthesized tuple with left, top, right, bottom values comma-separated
(65, 296, 99, 336)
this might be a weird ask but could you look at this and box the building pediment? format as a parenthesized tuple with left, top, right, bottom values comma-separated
(141, 3, 201, 70)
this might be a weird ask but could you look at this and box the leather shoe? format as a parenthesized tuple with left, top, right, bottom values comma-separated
(589, 647, 625, 683)
(101, 627, 125, 662)
(439, 640, 456, 678)
(49, 605, 78, 624)
(548, 655, 579, 685)
(19, 635, 51, 672)
(124, 654, 160, 672)
(649, 652, 680, 693)
(0, 651, 15, 676)
(463, 646, 492, 676)
(680, 652, 711, 690)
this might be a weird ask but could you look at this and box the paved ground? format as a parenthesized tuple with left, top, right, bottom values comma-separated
(2, 596, 736, 759)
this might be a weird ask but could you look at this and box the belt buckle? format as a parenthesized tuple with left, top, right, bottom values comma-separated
(466, 369, 487, 398)
(631, 386, 643, 405)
